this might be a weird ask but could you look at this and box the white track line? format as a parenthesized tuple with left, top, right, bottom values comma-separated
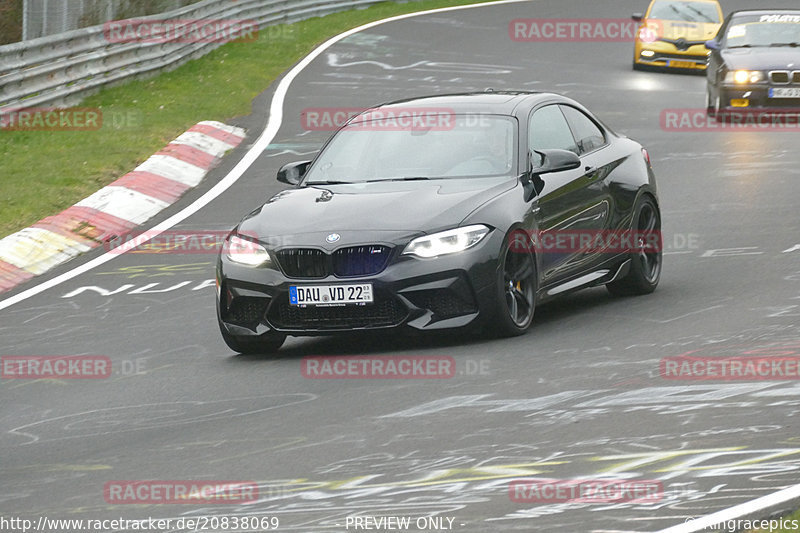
(0, 0, 529, 313)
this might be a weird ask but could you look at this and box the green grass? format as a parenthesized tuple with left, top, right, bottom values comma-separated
(0, 0, 23, 45)
(0, 0, 498, 238)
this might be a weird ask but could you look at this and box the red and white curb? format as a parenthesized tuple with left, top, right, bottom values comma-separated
(0, 120, 245, 293)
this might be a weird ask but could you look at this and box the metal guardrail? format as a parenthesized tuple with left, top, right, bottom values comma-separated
(0, 0, 391, 113)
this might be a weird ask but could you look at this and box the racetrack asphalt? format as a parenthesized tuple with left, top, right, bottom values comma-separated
(2, 0, 800, 531)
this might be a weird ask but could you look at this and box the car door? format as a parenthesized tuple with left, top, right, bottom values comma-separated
(560, 104, 619, 266)
(528, 104, 611, 286)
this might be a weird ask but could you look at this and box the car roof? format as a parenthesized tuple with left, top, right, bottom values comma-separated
(729, 9, 800, 17)
(366, 92, 564, 116)
(650, 0, 720, 4)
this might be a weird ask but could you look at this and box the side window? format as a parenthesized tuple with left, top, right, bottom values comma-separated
(528, 105, 579, 158)
(560, 105, 606, 154)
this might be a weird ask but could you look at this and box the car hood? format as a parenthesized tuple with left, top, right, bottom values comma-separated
(721, 47, 800, 70)
(652, 20, 719, 41)
(238, 177, 517, 249)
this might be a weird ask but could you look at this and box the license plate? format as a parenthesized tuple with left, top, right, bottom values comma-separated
(289, 284, 373, 306)
(769, 87, 800, 98)
(668, 60, 697, 69)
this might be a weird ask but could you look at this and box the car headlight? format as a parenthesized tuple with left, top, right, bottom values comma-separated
(726, 70, 764, 84)
(224, 234, 272, 267)
(638, 26, 658, 44)
(402, 225, 490, 258)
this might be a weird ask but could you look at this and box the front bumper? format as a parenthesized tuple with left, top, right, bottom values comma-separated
(634, 41, 708, 70)
(716, 83, 800, 111)
(216, 231, 505, 337)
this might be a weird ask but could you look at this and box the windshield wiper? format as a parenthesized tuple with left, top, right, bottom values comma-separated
(683, 4, 713, 23)
(308, 176, 438, 184)
(364, 176, 434, 182)
(769, 42, 800, 47)
(306, 180, 363, 185)
(727, 44, 754, 48)
(666, 4, 690, 21)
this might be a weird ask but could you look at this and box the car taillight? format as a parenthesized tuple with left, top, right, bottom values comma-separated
(641, 148, 651, 166)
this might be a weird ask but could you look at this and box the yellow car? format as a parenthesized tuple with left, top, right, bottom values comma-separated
(632, 0, 723, 71)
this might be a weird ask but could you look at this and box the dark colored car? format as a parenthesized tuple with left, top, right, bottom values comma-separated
(216, 92, 661, 354)
(706, 10, 800, 116)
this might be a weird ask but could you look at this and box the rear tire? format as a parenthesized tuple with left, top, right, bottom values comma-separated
(491, 236, 537, 337)
(221, 329, 286, 355)
(606, 196, 662, 297)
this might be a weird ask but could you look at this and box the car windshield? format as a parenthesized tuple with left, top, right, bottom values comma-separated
(304, 113, 517, 184)
(724, 16, 800, 48)
(648, 1, 720, 23)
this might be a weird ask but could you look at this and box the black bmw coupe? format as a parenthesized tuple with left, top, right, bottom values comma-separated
(216, 92, 661, 354)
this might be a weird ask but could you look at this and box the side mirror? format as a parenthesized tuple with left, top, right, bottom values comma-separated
(277, 160, 311, 185)
(531, 149, 581, 176)
(631, 13, 643, 22)
(522, 149, 580, 201)
(704, 39, 719, 50)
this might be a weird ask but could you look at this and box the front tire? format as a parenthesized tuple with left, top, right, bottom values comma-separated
(607, 196, 662, 297)
(491, 237, 537, 337)
(706, 88, 715, 117)
(711, 91, 727, 122)
(221, 329, 286, 355)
